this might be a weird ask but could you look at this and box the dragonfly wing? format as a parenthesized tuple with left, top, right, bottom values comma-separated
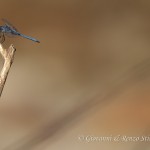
(4, 32, 16, 37)
(2, 18, 18, 31)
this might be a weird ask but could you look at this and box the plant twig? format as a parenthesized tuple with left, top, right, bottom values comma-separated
(0, 44, 16, 97)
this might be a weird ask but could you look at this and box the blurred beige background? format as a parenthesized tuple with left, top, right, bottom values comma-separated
(0, 0, 150, 150)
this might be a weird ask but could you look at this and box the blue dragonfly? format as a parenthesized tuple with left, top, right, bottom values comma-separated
(0, 19, 40, 43)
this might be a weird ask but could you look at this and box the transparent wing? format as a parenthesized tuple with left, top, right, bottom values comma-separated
(4, 32, 16, 37)
(2, 19, 19, 37)
(2, 18, 18, 31)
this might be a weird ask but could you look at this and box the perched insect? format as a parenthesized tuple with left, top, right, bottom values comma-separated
(0, 19, 40, 43)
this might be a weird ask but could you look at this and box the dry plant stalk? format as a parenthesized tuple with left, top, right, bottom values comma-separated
(0, 44, 16, 97)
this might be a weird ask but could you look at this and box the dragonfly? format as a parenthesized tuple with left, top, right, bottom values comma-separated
(0, 18, 40, 43)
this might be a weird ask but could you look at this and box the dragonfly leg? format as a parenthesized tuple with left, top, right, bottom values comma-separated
(0, 34, 5, 43)
(0, 33, 5, 44)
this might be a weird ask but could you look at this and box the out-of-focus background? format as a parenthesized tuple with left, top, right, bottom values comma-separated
(0, 0, 150, 150)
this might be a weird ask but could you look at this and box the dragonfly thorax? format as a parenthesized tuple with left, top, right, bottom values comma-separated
(0, 25, 19, 35)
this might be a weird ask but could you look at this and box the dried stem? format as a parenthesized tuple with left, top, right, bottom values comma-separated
(0, 44, 16, 97)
